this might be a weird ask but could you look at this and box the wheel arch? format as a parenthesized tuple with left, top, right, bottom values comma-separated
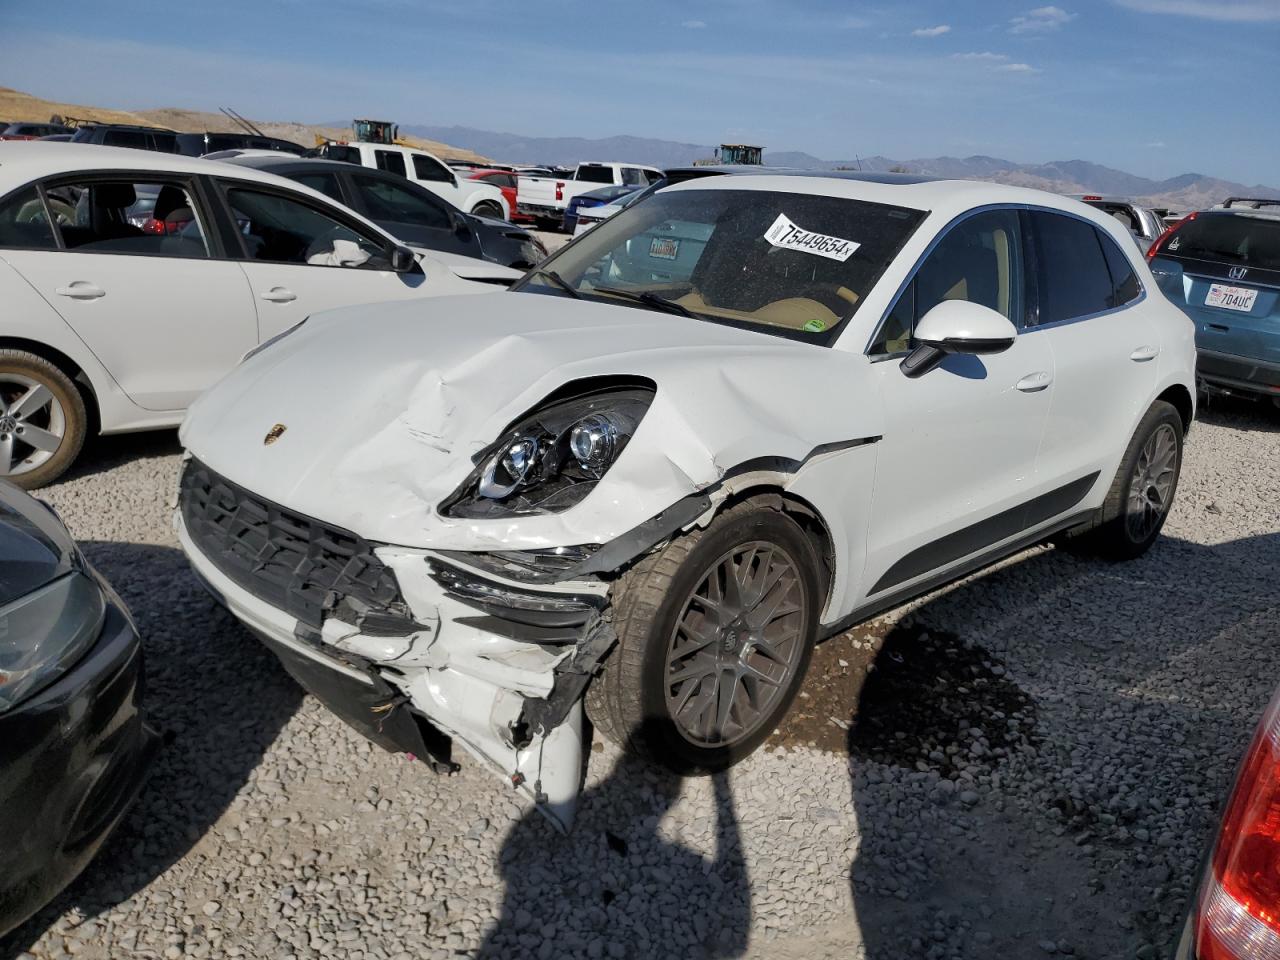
(1156, 382, 1194, 434)
(0, 336, 101, 434)
(702, 485, 838, 613)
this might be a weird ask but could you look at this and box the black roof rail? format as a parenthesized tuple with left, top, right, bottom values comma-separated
(1223, 197, 1280, 209)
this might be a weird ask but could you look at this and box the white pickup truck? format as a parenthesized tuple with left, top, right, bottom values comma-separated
(318, 141, 511, 220)
(517, 162, 663, 226)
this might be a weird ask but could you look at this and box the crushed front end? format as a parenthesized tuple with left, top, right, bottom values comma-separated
(175, 458, 621, 831)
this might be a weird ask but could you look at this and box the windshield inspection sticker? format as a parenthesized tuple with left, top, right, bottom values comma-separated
(764, 214, 861, 262)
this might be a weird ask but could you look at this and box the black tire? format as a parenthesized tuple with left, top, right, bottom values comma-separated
(0, 350, 87, 489)
(471, 201, 505, 221)
(586, 499, 822, 773)
(1062, 400, 1183, 561)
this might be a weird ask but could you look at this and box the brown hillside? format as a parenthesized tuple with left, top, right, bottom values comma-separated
(0, 87, 487, 163)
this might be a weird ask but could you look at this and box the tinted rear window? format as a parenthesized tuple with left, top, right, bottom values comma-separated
(1031, 211, 1114, 323)
(1165, 213, 1280, 271)
(577, 166, 614, 184)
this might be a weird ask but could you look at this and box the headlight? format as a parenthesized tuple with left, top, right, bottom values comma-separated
(0, 572, 105, 713)
(442, 382, 655, 518)
(519, 237, 547, 265)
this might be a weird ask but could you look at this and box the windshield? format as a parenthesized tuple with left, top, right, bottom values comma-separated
(513, 187, 926, 343)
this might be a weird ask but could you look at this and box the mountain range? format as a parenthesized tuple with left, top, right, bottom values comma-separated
(404, 124, 1280, 212)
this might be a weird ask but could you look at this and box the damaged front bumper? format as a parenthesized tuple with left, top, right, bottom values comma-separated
(175, 459, 623, 831)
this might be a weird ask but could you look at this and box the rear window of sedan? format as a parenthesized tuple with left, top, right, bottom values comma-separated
(1166, 213, 1280, 271)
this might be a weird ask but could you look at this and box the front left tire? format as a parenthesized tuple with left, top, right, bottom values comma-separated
(0, 350, 87, 489)
(586, 499, 822, 773)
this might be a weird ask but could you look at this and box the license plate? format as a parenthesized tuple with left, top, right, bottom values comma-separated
(649, 237, 680, 260)
(1205, 283, 1258, 313)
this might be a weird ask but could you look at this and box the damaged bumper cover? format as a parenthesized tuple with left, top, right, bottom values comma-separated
(177, 459, 627, 830)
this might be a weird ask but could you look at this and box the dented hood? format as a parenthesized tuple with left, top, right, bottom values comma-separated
(180, 292, 883, 550)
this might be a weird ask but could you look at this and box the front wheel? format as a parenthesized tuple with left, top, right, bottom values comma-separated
(1064, 400, 1183, 560)
(586, 500, 821, 773)
(470, 200, 505, 221)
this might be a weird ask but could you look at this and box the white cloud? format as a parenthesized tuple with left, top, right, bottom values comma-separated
(1009, 6, 1076, 32)
(1147, 140, 1168, 148)
(953, 51, 1010, 60)
(840, 15, 871, 28)
(1114, 0, 1280, 20)
(681, 19, 707, 28)
(912, 24, 951, 36)
(998, 62, 1041, 72)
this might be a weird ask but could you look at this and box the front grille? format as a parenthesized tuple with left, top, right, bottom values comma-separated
(180, 459, 411, 630)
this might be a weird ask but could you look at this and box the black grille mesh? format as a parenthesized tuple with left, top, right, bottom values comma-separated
(180, 459, 409, 630)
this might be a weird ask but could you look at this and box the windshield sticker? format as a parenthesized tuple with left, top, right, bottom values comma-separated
(649, 236, 680, 260)
(802, 318, 827, 333)
(764, 214, 861, 262)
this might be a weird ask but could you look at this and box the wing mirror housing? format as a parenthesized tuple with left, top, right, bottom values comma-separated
(389, 244, 417, 273)
(900, 300, 1018, 379)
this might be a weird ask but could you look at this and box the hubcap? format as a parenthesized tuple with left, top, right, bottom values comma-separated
(1125, 423, 1178, 542)
(0, 375, 65, 477)
(664, 541, 807, 747)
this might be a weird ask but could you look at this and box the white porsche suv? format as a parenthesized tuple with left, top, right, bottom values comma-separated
(176, 174, 1196, 828)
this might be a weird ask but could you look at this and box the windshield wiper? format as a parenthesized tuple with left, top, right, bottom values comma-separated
(529, 269, 582, 299)
(592, 286, 698, 319)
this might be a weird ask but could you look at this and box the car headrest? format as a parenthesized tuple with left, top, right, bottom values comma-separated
(153, 185, 187, 221)
(94, 182, 137, 209)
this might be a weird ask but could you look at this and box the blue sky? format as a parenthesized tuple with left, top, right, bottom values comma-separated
(3, 0, 1278, 184)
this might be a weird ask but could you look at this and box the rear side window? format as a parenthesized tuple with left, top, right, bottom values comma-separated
(577, 165, 614, 184)
(48, 180, 209, 258)
(103, 129, 147, 149)
(1030, 211, 1113, 323)
(1097, 229, 1141, 307)
(375, 150, 407, 178)
(621, 167, 646, 187)
(411, 154, 453, 182)
(0, 187, 58, 250)
(290, 173, 345, 203)
(1165, 214, 1280, 271)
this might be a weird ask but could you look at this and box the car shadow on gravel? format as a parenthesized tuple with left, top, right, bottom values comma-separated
(839, 531, 1280, 959)
(60, 430, 184, 483)
(0, 541, 302, 960)
(1195, 393, 1280, 434)
(476, 723, 750, 960)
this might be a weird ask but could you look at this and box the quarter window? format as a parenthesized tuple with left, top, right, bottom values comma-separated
(225, 186, 389, 268)
(0, 187, 58, 250)
(411, 154, 453, 182)
(375, 150, 407, 178)
(871, 208, 1024, 354)
(46, 180, 209, 258)
(1030, 211, 1114, 323)
(1097, 228, 1141, 307)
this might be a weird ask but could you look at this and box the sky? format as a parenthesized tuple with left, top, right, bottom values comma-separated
(3, 0, 1279, 185)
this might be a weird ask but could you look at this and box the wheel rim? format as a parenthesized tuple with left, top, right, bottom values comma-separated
(1125, 423, 1178, 542)
(0, 374, 65, 477)
(663, 540, 807, 748)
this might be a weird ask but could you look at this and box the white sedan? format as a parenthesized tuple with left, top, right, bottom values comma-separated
(0, 142, 514, 487)
(176, 174, 1196, 829)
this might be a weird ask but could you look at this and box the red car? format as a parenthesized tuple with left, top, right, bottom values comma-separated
(465, 168, 531, 223)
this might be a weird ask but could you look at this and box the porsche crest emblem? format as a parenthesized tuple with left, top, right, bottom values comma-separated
(263, 423, 287, 445)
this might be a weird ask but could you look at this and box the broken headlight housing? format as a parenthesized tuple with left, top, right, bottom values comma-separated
(443, 381, 655, 518)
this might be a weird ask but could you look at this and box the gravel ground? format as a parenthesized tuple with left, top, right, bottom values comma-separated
(2, 397, 1278, 960)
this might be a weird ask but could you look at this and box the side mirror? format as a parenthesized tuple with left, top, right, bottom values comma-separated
(900, 300, 1017, 379)
(389, 245, 417, 273)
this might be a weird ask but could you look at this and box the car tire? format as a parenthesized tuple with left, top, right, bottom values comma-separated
(585, 499, 821, 773)
(1062, 400, 1183, 561)
(471, 200, 505, 221)
(0, 350, 87, 490)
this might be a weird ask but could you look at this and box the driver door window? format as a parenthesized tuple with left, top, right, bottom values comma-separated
(224, 187, 387, 268)
(871, 209, 1024, 355)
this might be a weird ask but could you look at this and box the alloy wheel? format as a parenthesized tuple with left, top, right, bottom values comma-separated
(663, 541, 808, 747)
(0, 374, 66, 477)
(1125, 423, 1178, 542)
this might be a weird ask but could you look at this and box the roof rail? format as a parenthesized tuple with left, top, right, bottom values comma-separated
(1223, 197, 1280, 209)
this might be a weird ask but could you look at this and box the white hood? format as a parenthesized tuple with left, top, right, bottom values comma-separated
(181, 292, 882, 550)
